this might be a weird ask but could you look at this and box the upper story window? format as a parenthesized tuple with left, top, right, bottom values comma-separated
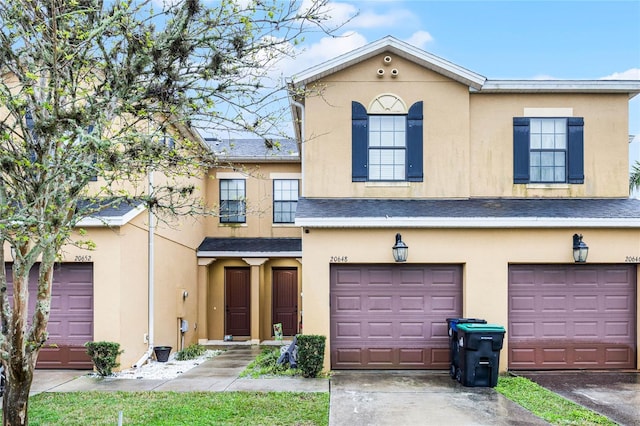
(352, 95, 423, 182)
(368, 115, 406, 180)
(513, 117, 584, 184)
(220, 179, 246, 223)
(273, 179, 299, 223)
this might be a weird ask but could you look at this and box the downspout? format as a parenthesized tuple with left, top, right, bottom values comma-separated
(133, 170, 155, 367)
(290, 99, 305, 197)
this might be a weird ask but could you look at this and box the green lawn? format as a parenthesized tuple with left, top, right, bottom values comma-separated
(496, 376, 616, 425)
(28, 391, 329, 426)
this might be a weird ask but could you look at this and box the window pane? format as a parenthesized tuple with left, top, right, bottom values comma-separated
(540, 167, 554, 182)
(379, 165, 394, 180)
(530, 167, 540, 182)
(541, 134, 555, 149)
(530, 152, 540, 166)
(554, 119, 567, 134)
(554, 167, 566, 182)
(369, 165, 380, 180)
(369, 150, 380, 163)
(540, 152, 554, 166)
(541, 119, 555, 133)
(530, 134, 542, 149)
(555, 151, 565, 167)
(370, 132, 381, 147)
(370, 116, 381, 131)
(379, 116, 395, 131)
(555, 133, 567, 149)
(380, 132, 395, 146)
(530, 119, 542, 133)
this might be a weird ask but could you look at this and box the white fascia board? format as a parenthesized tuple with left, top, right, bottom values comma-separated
(479, 80, 640, 96)
(295, 217, 640, 228)
(197, 251, 302, 258)
(76, 204, 146, 228)
(290, 36, 486, 90)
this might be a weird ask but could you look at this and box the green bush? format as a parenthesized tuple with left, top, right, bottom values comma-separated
(85, 341, 122, 376)
(296, 334, 326, 378)
(175, 343, 206, 360)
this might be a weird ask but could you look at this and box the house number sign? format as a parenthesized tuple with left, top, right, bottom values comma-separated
(625, 256, 640, 263)
(74, 255, 92, 262)
(330, 256, 348, 263)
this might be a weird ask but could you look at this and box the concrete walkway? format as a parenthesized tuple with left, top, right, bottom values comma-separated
(31, 345, 328, 394)
(31, 346, 551, 425)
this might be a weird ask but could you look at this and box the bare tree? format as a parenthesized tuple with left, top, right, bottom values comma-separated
(0, 0, 343, 423)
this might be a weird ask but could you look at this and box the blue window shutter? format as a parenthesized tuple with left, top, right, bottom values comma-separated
(567, 117, 584, 184)
(513, 117, 530, 183)
(407, 101, 423, 182)
(352, 101, 368, 182)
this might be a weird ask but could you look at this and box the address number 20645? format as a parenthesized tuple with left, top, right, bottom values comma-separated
(330, 256, 348, 263)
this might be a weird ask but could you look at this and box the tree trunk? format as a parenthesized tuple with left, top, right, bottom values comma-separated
(2, 355, 35, 426)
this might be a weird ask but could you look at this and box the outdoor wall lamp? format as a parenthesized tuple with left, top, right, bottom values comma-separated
(573, 234, 589, 263)
(392, 233, 408, 262)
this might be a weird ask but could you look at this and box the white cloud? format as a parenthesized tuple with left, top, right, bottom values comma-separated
(404, 31, 434, 50)
(601, 68, 640, 80)
(350, 8, 419, 29)
(278, 31, 369, 77)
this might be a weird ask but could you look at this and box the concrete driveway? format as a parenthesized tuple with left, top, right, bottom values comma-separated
(517, 371, 640, 426)
(329, 371, 548, 426)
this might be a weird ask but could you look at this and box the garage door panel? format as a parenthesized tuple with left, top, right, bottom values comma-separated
(331, 264, 461, 369)
(509, 264, 636, 370)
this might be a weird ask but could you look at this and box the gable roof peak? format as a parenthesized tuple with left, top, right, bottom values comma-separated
(289, 35, 486, 90)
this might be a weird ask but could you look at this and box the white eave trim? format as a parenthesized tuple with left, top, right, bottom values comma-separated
(296, 217, 640, 228)
(478, 80, 640, 97)
(197, 251, 302, 258)
(289, 36, 486, 90)
(76, 204, 146, 227)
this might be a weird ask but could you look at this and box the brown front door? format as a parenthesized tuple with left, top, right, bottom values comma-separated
(225, 267, 250, 337)
(272, 268, 298, 336)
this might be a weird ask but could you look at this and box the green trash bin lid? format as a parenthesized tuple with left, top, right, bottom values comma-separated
(457, 323, 505, 333)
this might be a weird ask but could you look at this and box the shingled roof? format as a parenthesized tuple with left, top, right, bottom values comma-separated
(197, 238, 302, 257)
(295, 197, 640, 228)
(205, 138, 299, 162)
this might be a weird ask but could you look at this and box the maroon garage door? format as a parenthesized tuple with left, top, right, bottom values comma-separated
(330, 264, 462, 369)
(6, 263, 94, 369)
(509, 264, 636, 370)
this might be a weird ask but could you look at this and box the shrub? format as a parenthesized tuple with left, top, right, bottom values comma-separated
(296, 334, 326, 378)
(175, 343, 206, 360)
(85, 341, 122, 376)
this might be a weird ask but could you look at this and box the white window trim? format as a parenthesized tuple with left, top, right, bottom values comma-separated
(269, 173, 302, 179)
(523, 107, 573, 117)
(216, 171, 248, 179)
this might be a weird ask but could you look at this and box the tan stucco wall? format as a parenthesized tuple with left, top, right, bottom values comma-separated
(301, 227, 640, 372)
(204, 162, 302, 238)
(303, 53, 471, 198)
(301, 52, 632, 199)
(205, 258, 301, 340)
(470, 93, 631, 197)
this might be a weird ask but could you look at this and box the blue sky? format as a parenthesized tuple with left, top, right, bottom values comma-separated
(280, 0, 640, 135)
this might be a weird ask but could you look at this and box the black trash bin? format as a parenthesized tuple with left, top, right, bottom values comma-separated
(154, 346, 172, 362)
(446, 318, 486, 379)
(456, 323, 505, 387)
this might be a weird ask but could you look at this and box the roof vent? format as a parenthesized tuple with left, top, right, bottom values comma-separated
(377, 68, 385, 78)
(383, 55, 392, 65)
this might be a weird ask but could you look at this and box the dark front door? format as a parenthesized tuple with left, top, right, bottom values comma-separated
(225, 267, 250, 336)
(272, 268, 298, 336)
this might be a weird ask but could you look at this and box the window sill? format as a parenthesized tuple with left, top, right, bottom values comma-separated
(272, 223, 298, 227)
(218, 223, 248, 227)
(364, 181, 411, 188)
(525, 184, 570, 189)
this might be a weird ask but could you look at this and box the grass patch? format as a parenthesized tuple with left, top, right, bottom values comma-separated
(29, 391, 329, 425)
(496, 375, 616, 425)
(240, 346, 299, 378)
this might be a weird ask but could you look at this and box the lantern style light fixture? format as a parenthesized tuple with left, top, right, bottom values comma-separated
(573, 234, 588, 263)
(392, 233, 408, 262)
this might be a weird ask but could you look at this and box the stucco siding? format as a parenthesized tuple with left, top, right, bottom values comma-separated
(301, 227, 640, 372)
